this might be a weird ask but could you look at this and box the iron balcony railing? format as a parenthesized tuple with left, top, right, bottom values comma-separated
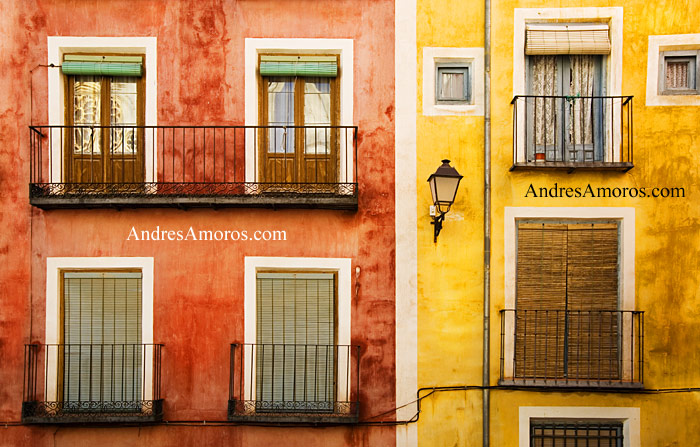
(228, 343, 360, 423)
(28, 125, 358, 209)
(511, 95, 633, 171)
(22, 343, 163, 423)
(499, 309, 644, 388)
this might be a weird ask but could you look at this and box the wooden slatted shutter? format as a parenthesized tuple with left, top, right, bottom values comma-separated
(515, 223, 619, 380)
(516, 223, 568, 378)
(566, 223, 619, 380)
(256, 273, 335, 411)
(62, 271, 142, 405)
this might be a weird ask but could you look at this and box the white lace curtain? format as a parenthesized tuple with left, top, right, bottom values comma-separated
(531, 55, 596, 148)
(531, 56, 558, 148)
(570, 55, 595, 146)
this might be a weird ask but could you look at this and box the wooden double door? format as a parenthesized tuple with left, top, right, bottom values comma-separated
(260, 76, 339, 184)
(65, 74, 144, 184)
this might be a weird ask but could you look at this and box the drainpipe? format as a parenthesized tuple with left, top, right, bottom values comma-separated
(482, 0, 491, 443)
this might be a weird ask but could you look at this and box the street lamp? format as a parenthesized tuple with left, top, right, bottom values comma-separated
(427, 159, 463, 243)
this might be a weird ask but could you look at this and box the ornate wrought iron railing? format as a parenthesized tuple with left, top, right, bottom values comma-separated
(28, 125, 358, 209)
(499, 309, 644, 388)
(511, 95, 633, 171)
(22, 343, 164, 423)
(228, 343, 360, 423)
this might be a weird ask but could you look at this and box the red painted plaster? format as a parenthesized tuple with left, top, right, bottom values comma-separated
(0, 1, 396, 445)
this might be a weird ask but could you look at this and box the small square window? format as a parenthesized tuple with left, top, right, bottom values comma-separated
(659, 50, 699, 95)
(436, 64, 471, 103)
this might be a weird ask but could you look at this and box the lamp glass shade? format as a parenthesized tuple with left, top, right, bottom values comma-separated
(427, 159, 463, 213)
(433, 176, 461, 209)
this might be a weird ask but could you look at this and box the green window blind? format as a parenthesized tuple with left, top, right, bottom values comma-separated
(63, 271, 142, 405)
(62, 55, 143, 77)
(256, 273, 335, 409)
(260, 55, 338, 77)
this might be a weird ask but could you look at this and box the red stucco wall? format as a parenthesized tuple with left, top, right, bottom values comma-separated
(0, 1, 395, 445)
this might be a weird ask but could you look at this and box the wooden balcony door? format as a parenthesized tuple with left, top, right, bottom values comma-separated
(260, 76, 338, 184)
(65, 74, 144, 184)
(527, 55, 605, 162)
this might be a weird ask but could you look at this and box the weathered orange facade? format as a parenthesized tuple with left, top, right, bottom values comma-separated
(0, 1, 396, 445)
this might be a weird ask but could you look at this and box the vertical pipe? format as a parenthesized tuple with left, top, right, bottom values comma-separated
(483, 0, 491, 442)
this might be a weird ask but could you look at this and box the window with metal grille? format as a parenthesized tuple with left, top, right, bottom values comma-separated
(659, 50, 700, 95)
(530, 421, 623, 447)
(255, 272, 336, 412)
(62, 271, 142, 409)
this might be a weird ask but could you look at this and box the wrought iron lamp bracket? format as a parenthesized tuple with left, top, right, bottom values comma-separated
(431, 210, 446, 243)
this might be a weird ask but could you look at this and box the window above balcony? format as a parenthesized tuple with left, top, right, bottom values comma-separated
(31, 37, 358, 210)
(499, 220, 644, 388)
(511, 11, 633, 172)
(23, 261, 163, 424)
(231, 257, 358, 423)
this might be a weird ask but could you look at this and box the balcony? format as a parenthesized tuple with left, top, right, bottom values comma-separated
(499, 309, 644, 388)
(22, 343, 163, 423)
(510, 95, 633, 172)
(228, 343, 360, 424)
(29, 125, 358, 210)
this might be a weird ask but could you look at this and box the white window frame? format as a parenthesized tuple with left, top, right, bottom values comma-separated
(45, 257, 155, 404)
(647, 34, 700, 106)
(47, 36, 158, 183)
(422, 47, 484, 116)
(519, 406, 641, 447)
(513, 8, 623, 163)
(244, 38, 354, 184)
(244, 256, 352, 409)
(503, 207, 635, 381)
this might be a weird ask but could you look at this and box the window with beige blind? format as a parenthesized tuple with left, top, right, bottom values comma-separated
(62, 271, 142, 410)
(525, 24, 608, 163)
(255, 272, 336, 411)
(515, 222, 620, 380)
(659, 50, 700, 95)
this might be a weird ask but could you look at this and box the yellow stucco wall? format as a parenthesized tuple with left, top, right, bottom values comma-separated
(415, 0, 700, 445)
